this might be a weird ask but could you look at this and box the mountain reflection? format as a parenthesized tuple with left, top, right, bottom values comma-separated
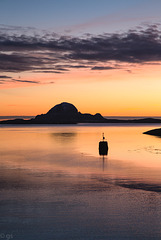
(50, 132, 77, 143)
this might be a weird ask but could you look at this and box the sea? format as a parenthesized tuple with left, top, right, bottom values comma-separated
(1, 122, 161, 239)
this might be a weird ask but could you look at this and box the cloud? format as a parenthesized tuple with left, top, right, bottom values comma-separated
(91, 66, 115, 70)
(12, 79, 40, 84)
(69, 65, 89, 69)
(0, 75, 12, 78)
(0, 77, 40, 84)
(34, 70, 63, 74)
(1, 24, 161, 79)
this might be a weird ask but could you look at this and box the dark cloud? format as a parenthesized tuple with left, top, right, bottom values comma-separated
(0, 78, 39, 84)
(0, 75, 12, 78)
(91, 66, 115, 70)
(0, 53, 37, 72)
(12, 79, 40, 84)
(1, 24, 161, 77)
(34, 71, 63, 74)
(69, 65, 89, 69)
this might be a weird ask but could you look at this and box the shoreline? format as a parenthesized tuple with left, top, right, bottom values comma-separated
(1, 117, 161, 124)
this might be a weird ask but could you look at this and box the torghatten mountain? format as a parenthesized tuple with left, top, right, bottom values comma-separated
(34, 102, 106, 124)
(1, 102, 161, 124)
(0, 102, 106, 124)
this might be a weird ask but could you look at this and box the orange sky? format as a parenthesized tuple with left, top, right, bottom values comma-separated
(1, 62, 161, 116)
(1, 1, 161, 117)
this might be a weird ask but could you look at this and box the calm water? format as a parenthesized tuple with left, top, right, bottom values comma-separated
(1, 124, 161, 240)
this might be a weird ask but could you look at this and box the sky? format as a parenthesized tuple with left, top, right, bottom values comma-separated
(1, 0, 161, 116)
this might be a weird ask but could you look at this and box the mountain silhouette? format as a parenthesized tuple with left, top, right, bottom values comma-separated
(0, 102, 106, 124)
(1, 102, 161, 124)
(34, 102, 79, 123)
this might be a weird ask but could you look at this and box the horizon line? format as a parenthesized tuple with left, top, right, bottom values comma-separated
(1, 115, 161, 118)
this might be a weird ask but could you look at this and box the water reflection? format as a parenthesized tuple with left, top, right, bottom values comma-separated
(100, 155, 108, 171)
(1, 125, 161, 239)
(1, 124, 161, 177)
(50, 132, 77, 143)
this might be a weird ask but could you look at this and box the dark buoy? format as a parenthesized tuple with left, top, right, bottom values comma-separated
(99, 133, 108, 156)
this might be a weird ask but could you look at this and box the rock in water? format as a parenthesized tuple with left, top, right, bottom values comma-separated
(143, 128, 161, 137)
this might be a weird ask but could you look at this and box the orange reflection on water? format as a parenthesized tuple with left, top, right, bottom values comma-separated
(0, 124, 161, 184)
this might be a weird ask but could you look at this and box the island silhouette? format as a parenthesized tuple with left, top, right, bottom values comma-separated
(1, 102, 161, 124)
(143, 128, 161, 136)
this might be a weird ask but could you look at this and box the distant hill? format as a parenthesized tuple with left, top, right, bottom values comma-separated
(1, 102, 161, 124)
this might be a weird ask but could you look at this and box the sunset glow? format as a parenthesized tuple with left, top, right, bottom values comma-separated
(1, 0, 161, 116)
